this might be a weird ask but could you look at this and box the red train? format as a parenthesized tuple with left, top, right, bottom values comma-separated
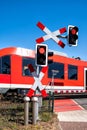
(0, 46, 87, 95)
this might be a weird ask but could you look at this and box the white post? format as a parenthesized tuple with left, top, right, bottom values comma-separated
(24, 96, 30, 125)
(32, 97, 38, 124)
(38, 96, 42, 108)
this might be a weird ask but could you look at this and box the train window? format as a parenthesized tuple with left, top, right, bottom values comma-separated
(22, 57, 35, 76)
(48, 62, 64, 79)
(0, 56, 11, 74)
(68, 65, 78, 80)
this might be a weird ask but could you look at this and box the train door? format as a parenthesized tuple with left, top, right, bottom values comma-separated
(84, 68, 87, 90)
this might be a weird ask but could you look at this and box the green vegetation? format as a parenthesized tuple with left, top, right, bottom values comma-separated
(0, 112, 55, 130)
(0, 99, 55, 130)
(39, 112, 53, 122)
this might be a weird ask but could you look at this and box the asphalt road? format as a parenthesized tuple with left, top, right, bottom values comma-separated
(74, 97, 87, 110)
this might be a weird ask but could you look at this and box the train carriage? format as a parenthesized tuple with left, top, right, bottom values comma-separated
(0, 46, 87, 95)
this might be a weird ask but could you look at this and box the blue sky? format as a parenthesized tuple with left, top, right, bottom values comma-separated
(0, 0, 87, 60)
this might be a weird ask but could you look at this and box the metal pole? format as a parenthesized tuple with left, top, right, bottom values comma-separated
(24, 96, 30, 125)
(36, 65, 39, 76)
(51, 70, 59, 112)
(52, 92, 54, 113)
(32, 97, 38, 124)
(36, 66, 42, 111)
(38, 96, 42, 111)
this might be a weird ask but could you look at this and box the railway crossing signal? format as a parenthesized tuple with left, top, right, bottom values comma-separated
(68, 25, 79, 46)
(26, 64, 48, 98)
(36, 21, 67, 48)
(27, 22, 79, 98)
(36, 44, 48, 66)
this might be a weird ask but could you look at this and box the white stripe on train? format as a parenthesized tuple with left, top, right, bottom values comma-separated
(0, 83, 87, 94)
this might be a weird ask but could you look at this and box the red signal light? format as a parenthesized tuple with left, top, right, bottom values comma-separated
(71, 26, 78, 35)
(39, 47, 46, 54)
(71, 29, 77, 35)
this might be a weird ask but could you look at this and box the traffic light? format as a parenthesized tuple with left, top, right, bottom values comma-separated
(68, 25, 79, 46)
(36, 44, 48, 66)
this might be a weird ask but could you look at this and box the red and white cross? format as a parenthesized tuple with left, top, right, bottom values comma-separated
(36, 21, 66, 48)
(26, 64, 48, 98)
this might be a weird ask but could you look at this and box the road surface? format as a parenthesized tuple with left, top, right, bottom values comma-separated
(54, 97, 87, 130)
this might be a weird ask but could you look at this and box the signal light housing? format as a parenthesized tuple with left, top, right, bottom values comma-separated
(36, 44, 48, 66)
(48, 51, 54, 64)
(68, 25, 79, 46)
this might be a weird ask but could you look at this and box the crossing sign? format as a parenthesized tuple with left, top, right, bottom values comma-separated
(26, 64, 48, 97)
(36, 21, 67, 48)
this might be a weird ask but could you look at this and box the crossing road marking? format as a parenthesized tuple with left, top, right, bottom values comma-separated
(54, 99, 84, 112)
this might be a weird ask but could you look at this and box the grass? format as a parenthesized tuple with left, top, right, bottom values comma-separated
(0, 112, 54, 130)
(0, 99, 55, 130)
(39, 112, 53, 122)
